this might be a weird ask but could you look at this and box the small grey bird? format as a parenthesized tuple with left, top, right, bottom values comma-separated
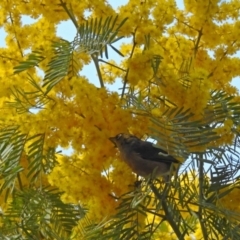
(109, 133, 179, 179)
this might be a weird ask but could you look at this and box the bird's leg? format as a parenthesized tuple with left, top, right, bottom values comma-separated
(134, 174, 142, 188)
(127, 175, 142, 189)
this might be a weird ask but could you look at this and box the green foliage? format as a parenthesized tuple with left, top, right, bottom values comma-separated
(81, 166, 240, 239)
(43, 39, 76, 93)
(27, 133, 45, 181)
(13, 15, 127, 94)
(6, 13, 240, 239)
(117, 83, 240, 239)
(0, 125, 58, 196)
(27, 133, 58, 181)
(0, 125, 79, 239)
(75, 15, 127, 58)
(6, 74, 53, 113)
(2, 14, 130, 240)
(0, 187, 85, 239)
(13, 50, 45, 74)
(0, 126, 26, 199)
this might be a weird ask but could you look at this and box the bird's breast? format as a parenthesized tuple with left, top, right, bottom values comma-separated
(120, 151, 171, 177)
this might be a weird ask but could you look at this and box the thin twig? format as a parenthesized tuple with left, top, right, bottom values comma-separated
(59, 0, 79, 29)
(198, 154, 208, 240)
(150, 183, 184, 240)
(98, 59, 126, 72)
(121, 30, 137, 99)
(91, 53, 104, 88)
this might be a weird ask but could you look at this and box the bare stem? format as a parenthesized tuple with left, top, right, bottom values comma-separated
(150, 183, 184, 240)
(198, 155, 208, 240)
(92, 53, 104, 88)
(60, 0, 79, 29)
(121, 30, 137, 99)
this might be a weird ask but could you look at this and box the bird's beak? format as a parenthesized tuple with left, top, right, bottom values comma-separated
(109, 137, 117, 147)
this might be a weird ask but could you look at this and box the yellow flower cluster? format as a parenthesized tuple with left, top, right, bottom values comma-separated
(0, 0, 240, 236)
(214, 119, 234, 146)
(127, 52, 153, 85)
(43, 77, 149, 220)
(218, 186, 240, 218)
(100, 60, 123, 84)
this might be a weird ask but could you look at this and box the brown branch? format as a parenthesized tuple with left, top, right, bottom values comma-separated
(198, 154, 208, 240)
(150, 183, 184, 240)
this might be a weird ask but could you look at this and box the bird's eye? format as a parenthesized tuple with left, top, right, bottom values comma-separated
(116, 133, 123, 139)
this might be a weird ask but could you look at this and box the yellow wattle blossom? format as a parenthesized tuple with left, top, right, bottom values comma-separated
(217, 186, 240, 219)
(151, 108, 162, 117)
(0, 0, 240, 238)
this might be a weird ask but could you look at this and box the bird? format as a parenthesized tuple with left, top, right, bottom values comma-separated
(109, 133, 179, 179)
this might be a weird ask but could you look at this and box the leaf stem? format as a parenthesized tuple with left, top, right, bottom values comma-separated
(60, 0, 79, 29)
(121, 30, 137, 99)
(198, 155, 208, 240)
(92, 54, 104, 88)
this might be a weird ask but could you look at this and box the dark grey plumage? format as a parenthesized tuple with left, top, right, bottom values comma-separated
(109, 133, 179, 178)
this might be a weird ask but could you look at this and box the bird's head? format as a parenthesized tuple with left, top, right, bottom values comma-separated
(109, 133, 139, 148)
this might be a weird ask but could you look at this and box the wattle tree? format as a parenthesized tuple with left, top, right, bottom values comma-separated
(0, 0, 240, 239)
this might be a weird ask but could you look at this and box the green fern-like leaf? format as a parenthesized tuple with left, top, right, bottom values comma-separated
(13, 50, 45, 74)
(1, 187, 84, 239)
(0, 126, 26, 198)
(6, 74, 52, 113)
(42, 39, 74, 93)
(75, 15, 127, 57)
(27, 134, 45, 182)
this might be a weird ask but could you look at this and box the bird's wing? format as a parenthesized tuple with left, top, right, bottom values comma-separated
(131, 141, 179, 164)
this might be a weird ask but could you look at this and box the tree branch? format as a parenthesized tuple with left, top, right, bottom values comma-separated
(198, 155, 208, 240)
(150, 183, 184, 240)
